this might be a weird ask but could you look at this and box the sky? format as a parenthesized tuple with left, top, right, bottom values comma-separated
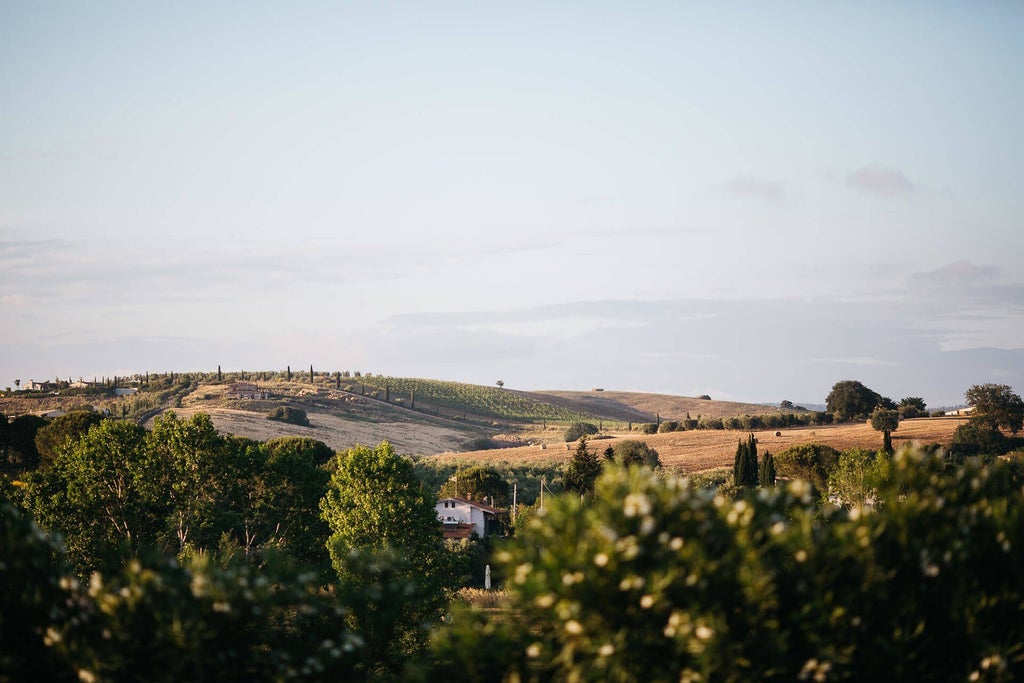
(2, 1, 1023, 408)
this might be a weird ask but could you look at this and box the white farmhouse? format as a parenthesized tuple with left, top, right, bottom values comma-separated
(436, 497, 505, 540)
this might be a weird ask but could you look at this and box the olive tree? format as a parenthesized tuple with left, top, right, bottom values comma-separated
(869, 407, 900, 453)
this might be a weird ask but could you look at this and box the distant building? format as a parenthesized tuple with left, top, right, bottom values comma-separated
(113, 387, 139, 397)
(945, 406, 976, 417)
(225, 382, 269, 400)
(436, 497, 505, 539)
(24, 380, 58, 392)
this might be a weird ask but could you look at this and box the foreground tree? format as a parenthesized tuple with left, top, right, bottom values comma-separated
(320, 441, 451, 673)
(965, 383, 1024, 434)
(870, 407, 900, 453)
(826, 380, 882, 422)
(148, 412, 244, 555)
(23, 419, 167, 572)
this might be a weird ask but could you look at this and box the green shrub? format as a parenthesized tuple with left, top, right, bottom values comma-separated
(609, 440, 661, 468)
(564, 422, 599, 442)
(266, 406, 311, 427)
(697, 416, 723, 430)
(657, 420, 679, 433)
(951, 421, 1007, 457)
(774, 443, 840, 494)
(637, 423, 658, 435)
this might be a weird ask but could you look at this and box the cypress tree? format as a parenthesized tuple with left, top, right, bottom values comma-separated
(310, 364, 314, 384)
(759, 451, 776, 487)
(733, 433, 759, 487)
(287, 366, 291, 381)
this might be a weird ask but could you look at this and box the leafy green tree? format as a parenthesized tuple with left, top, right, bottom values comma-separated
(564, 422, 599, 443)
(34, 410, 104, 469)
(564, 436, 603, 495)
(320, 441, 451, 672)
(24, 419, 167, 572)
(1, 414, 47, 473)
(951, 421, 1008, 457)
(610, 440, 661, 468)
(826, 448, 891, 507)
(965, 383, 1024, 434)
(826, 380, 883, 422)
(438, 464, 511, 507)
(898, 396, 927, 418)
(774, 443, 840, 495)
(147, 412, 243, 555)
(2, 492, 359, 682)
(870, 407, 900, 453)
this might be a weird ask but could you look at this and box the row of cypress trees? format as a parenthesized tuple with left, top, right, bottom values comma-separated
(734, 432, 776, 487)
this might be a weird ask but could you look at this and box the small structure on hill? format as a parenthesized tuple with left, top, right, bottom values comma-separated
(436, 497, 505, 539)
(24, 380, 59, 392)
(226, 382, 269, 400)
(945, 406, 976, 417)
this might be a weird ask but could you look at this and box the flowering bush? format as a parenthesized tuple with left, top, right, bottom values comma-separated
(433, 450, 1024, 681)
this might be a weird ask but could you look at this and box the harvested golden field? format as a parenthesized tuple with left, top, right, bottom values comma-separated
(429, 417, 969, 474)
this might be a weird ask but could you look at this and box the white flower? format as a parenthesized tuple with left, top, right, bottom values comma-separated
(624, 493, 652, 518)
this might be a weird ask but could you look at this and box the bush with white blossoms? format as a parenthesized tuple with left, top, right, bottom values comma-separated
(431, 449, 1024, 682)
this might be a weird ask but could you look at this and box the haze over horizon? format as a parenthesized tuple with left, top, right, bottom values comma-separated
(3, 2, 1023, 408)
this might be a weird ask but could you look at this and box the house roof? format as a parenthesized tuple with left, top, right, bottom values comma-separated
(441, 522, 476, 540)
(438, 496, 506, 515)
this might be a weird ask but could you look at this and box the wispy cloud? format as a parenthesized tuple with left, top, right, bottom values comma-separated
(846, 164, 916, 197)
(809, 356, 898, 366)
(724, 175, 785, 199)
(910, 260, 999, 285)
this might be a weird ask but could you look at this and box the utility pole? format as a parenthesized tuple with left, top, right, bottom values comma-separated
(512, 482, 517, 522)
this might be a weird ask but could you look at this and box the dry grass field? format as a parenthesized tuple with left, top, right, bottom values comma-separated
(151, 405, 473, 457)
(430, 417, 969, 474)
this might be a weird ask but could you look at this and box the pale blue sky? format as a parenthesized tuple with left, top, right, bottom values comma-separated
(2, 2, 1022, 407)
